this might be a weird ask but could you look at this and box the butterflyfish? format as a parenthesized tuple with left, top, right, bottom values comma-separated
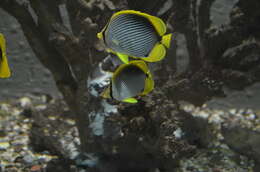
(97, 10, 172, 64)
(0, 33, 11, 78)
(101, 60, 154, 103)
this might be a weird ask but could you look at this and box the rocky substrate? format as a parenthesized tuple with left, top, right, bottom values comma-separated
(0, 94, 259, 172)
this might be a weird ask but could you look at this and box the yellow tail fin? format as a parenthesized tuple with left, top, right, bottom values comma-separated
(161, 33, 172, 49)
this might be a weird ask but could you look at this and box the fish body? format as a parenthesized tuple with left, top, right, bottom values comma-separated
(0, 33, 11, 78)
(97, 10, 172, 64)
(101, 60, 154, 103)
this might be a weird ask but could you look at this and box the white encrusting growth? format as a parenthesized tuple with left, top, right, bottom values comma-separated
(89, 111, 105, 136)
(173, 128, 184, 139)
(87, 61, 112, 97)
(88, 100, 118, 136)
(157, 0, 173, 16)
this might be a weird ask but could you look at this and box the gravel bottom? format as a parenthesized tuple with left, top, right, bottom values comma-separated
(0, 95, 258, 172)
(0, 95, 59, 172)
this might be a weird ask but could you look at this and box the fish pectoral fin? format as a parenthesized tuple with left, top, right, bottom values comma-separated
(100, 87, 111, 99)
(161, 33, 172, 49)
(145, 43, 166, 62)
(97, 32, 103, 39)
(116, 53, 129, 64)
(122, 97, 138, 103)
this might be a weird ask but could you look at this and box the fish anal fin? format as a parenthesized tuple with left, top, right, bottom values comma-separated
(161, 33, 172, 49)
(122, 97, 138, 103)
(145, 43, 166, 62)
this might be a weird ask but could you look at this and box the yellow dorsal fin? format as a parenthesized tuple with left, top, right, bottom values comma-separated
(111, 10, 166, 36)
(0, 34, 11, 78)
(112, 63, 128, 81)
(130, 60, 148, 73)
(161, 33, 172, 49)
(144, 43, 166, 62)
(122, 97, 138, 103)
(116, 52, 129, 64)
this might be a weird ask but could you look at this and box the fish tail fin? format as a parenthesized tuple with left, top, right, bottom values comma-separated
(161, 33, 172, 49)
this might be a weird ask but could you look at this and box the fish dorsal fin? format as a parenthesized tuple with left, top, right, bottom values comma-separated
(130, 60, 148, 73)
(144, 43, 166, 62)
(112, 63, 128, 81)
(161, 33, 172, 49)
(122, 97, 138, 103)
(0, 34, 10, 78)
(111, 10, 166, 36)
(116, 52, 129, 64)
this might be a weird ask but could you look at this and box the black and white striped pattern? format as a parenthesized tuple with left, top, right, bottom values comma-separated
(112, 65, 146, 101)
(105, 14, 159, 57)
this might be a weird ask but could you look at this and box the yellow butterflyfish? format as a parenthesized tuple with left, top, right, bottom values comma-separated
(101, 60, 154, 103)
(97, 10, 172, 64)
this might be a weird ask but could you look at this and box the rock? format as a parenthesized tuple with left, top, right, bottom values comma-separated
(19, 97, 32, 108)
(0, 141, 10, 150)
(222, 124, 260, 163)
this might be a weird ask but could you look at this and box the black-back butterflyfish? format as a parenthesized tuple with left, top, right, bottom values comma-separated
(97, 10, 172, 64)
(0, 33, 11, 78)
(101, 60, 154, 103)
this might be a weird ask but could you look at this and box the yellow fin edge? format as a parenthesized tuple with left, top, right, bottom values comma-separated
(0, 34, 11, 78)
(144, 43, 166, 62)
(161, 33, 172, 49)
(116, 52, 129, 64)
(123, 97, 138, 103)
(111, 10, 166, 36)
